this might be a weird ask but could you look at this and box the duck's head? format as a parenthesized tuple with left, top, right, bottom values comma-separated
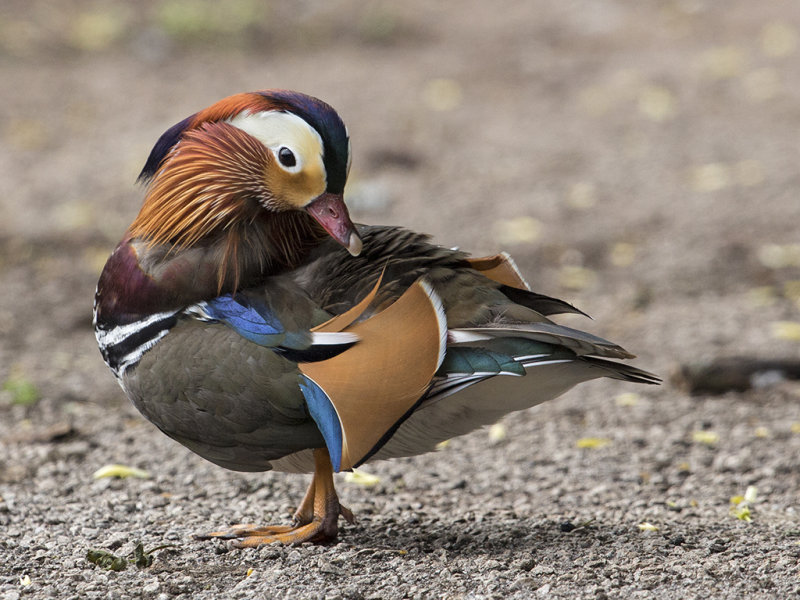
(130, 90, 362, 257)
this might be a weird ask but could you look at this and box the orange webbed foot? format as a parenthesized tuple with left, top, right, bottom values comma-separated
(195, 449, 354, 547)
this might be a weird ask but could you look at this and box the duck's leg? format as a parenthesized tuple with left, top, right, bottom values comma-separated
(195, 448, 354, 547)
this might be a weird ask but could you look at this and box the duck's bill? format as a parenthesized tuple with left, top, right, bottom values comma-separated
(305, 192, 362, 257)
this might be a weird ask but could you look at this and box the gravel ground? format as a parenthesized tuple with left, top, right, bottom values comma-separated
(2, 1, 799, 598)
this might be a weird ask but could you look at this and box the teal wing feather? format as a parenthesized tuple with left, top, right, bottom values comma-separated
(436, 347, 526, 377)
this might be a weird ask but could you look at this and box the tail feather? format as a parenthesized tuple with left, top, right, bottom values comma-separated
(450, 322, 634, 359)
(366, 334, 660, 464)
(498, 285, 590, 318)
(581, 356, 662, 385)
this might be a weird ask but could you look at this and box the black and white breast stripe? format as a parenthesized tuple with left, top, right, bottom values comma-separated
(94, 310, 179, 378)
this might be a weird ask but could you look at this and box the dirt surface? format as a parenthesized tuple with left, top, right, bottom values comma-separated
(2, 1, 800, 598)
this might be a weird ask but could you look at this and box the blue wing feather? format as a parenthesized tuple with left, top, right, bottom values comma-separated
(299, 375, 344, 472)
(203, 294, 285, 346)
(197, 294, 357, 362)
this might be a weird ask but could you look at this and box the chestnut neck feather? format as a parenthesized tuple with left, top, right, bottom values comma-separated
(96, 210, 326, 328)
(116, 123, 326, 314)
(130, 122, 271, 249)
(128, 121, 327, 294)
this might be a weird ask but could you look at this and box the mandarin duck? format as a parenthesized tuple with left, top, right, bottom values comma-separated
(94, 90, 659, 547)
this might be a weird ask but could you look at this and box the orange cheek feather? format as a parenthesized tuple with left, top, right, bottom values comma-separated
(269, 162, 326, 210)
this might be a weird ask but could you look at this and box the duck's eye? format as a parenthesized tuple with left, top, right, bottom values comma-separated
(278, 147, 296, 168)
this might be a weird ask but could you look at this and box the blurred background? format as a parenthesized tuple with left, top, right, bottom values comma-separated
(1, 1, 799, 594)
(1, 0, 798, 405)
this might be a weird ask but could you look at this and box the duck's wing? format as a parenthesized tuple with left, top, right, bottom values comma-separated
(283, 225, 659, 469)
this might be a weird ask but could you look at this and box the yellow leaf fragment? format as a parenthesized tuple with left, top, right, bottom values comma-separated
(746, 286, 777, 308)
(610, 243, 637, 268)
(791, 423, 800, 434)
(576, 437, 611, 449)
(615, 392, 640, 407)
(493, 216, 542, 245)
(754, 426, 770, 438)
(344, 469, 381, 487)
(246, 568, 255, 577)
(6, 118, 49, 151)
(758, 244, 800, 269)
(488, 422, 507, 442)
(690, 163, 731, 192)
(638, 85, 677, 121)
(638, 522, 659, 532)
(729, 486, 757, 521)
(53, 200, 95, 230)
(700, 46, 747, 79)
(731, 505, 752, 521)
(19, 575, 31, 586)
(761, 22, 798, 58)
(69, 9, 127, 51)
(771, 321, 800, 341)
(422, 78, 463, 112)
(567, 182, 597, 210)
(784, 281, 800, 302)
(85, 246, 114, 275)
(92, 464, 151, 480)
(558, 266, 596, 291)
(692, 430, 719, 445)
(436, 439, 450, 450)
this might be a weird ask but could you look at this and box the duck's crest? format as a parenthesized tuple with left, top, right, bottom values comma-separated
(137, 90, 349, 192)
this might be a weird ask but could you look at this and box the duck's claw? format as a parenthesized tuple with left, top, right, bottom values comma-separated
(195, 449, 351, 547)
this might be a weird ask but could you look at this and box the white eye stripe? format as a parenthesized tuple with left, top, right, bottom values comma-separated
(346, 137, 352, 177)
(343, 124, 352, 177)
(228, 110, 324, 174)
